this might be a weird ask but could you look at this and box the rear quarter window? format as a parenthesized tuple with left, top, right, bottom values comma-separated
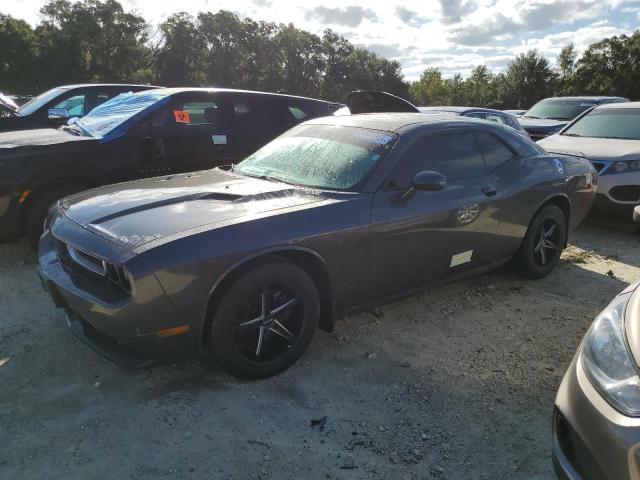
(474, 131, 515, 170)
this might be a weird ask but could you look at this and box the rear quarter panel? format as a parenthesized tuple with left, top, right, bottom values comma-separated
(491, 153, 594, 256)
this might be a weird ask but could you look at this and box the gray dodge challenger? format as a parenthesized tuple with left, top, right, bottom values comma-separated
(38, 113, 597, 378)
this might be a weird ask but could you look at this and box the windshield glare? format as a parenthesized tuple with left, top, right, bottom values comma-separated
(235, 124, 397, 190)
(562, 109, 640, 140)
(17, 87, 68, 116)
(524, 100, 595, 120)
(75, 91, 167, 139)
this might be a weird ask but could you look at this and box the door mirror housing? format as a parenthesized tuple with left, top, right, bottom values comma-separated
(401, 170, 447, 201)
(412, 170, 447, 191)
(48, 108, 70, 122)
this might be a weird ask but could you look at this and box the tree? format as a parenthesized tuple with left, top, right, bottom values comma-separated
(502, 50, 556, 109)
(0, 15, 37, 93)
(574, 32, 640, 99)
(155, 13, 205, 86)
(464, 65, 493, 106)
(410, 67, 448, 106)
(556, 43, 577, 95)
(36, 0, 150, 89)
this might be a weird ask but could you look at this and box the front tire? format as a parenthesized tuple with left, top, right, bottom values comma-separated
(208, 261, 320, 379)
(518, 205, 567, 278)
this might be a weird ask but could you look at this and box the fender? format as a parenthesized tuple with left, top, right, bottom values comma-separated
(198, 244, 333, 343)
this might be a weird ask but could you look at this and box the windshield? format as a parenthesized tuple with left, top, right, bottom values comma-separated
(235, 124, 397, 191)
(524, 99, 595, 120)
(562, 108, 640, 140)
(74, 90, 169, 139)
(17, 87, 69, 116)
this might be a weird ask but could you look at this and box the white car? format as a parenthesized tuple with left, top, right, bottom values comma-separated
(539, 102, 640, 213)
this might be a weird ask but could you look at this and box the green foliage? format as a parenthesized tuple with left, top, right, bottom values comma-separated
(1, 0, 639, 107)
(0, 14, 37, 93)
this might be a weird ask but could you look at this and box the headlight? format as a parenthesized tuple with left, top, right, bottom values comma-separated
(581, 292, 640, 415)
(602, 160, 640, 175)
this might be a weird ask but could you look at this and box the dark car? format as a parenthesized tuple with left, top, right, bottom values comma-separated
(519, 96, 629, 141)
(37, 113, 597, 378)
(0, 84, 159, 132)
(0, 87, 341, 246)
(418, 106, 526, 135)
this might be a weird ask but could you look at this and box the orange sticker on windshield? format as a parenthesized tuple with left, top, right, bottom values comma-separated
(174, 110, 190, 123)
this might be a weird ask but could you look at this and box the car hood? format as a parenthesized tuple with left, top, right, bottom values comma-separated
(538, 135, 640, 161)
(0, 128, 95, 151)
(59, 169, 335, 250)
(519, 117, 569, 132)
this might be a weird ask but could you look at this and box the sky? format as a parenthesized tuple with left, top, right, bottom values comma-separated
(4, 0, 640, 80)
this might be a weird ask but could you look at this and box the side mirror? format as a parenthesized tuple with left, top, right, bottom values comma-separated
(48, 108, 70, 122)
(401, 170, 447, 201)
(412, 170, 447, 191)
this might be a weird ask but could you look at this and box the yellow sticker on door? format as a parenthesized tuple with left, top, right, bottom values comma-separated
(450, 250, 473, 267)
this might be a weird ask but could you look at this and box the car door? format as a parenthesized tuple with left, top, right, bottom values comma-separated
(369, 131, 500, 299)
(144, 93, 233, 173)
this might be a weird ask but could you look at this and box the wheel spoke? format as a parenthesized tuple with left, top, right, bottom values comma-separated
(255, 325, 266, 357)
(539, 244, 547, 264)
(238, 315, 265, 329)
(268, 319, 296, 343)
(544, 223, 557, 239)
(271, 298, 298, 316)
(543, 239, 558, 250)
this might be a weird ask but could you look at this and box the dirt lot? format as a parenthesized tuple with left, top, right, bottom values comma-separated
(1, 217, 639, 480)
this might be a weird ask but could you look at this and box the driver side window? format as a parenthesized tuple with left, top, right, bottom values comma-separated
(391, 133, 487, 186)
(53, 94, 85, 116)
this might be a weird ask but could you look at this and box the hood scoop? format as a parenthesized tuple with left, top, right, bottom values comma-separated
(86, 191, 243, 226)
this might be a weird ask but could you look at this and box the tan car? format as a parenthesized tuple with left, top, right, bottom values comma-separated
(554, 281, 640, 479)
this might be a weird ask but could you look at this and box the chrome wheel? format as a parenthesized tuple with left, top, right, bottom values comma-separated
(456, 204, 480, 225)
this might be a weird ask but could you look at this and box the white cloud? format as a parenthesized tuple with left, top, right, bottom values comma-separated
(0, 0, 635, 80)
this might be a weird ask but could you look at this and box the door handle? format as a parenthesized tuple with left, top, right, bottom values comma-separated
(482, 186, 497, 197)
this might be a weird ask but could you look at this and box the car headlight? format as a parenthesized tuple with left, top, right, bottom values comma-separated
(581, 292, 640, 415)
(602, 160, 640, 175)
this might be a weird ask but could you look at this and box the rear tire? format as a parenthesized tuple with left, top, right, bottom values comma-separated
(518, 205, 567, 279)
(25, 186, 81, 249)
(208, 262, 320, 379)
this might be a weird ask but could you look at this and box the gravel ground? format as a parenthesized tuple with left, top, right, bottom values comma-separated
(1, 217, 639, 480)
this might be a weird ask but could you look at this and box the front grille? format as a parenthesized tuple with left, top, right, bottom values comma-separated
(55, 238, 131, 295)
(610, 185, 640, 202)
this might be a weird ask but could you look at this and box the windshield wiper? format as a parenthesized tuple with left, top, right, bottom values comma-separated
(523, 115, 540, 119)
(562, 133, 582, 137)
(547, 116, 569, 121)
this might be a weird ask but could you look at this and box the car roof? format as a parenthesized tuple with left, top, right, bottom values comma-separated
(155, 87, 337, 104)
(57, 84, 161, 90)
(595, 101, 640, 109)
(539, 96, 628, 103)
(304, 112, 497, 133)
(419, 106, 514, 116)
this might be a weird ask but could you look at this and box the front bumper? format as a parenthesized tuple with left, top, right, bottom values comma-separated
(37, 230, 199, 367)
(553, 353, 640, 480)
(596, 171, 640, 207)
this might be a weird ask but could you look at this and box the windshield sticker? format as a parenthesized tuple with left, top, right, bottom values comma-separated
(212, 134, 227, 145)
(174, 110, 190, 123)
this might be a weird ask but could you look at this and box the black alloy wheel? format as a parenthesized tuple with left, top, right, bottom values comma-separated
(532, 218, 561, 266)
(208, 261, 320, 379)
(518, 204, 567, 278)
